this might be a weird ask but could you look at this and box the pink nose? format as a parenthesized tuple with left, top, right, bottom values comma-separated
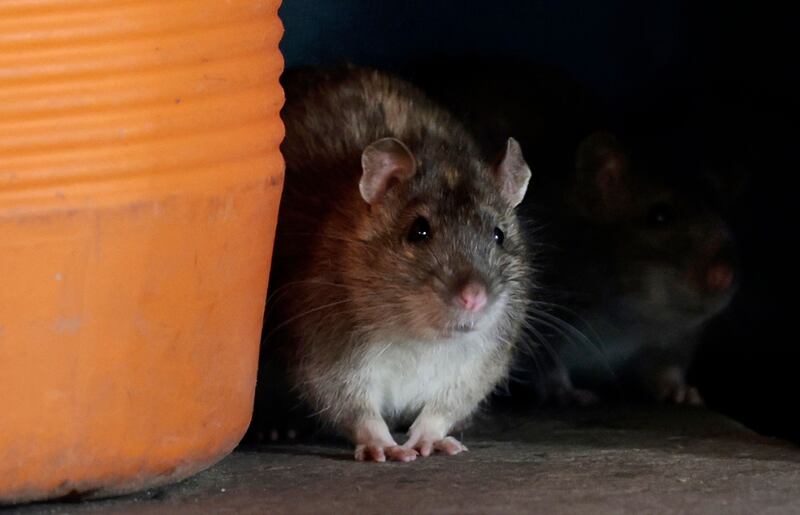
(458, 282, 488, 313)
(706, 263, 734, 292)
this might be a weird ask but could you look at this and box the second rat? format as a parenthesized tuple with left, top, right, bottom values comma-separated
(263, 66, 533, 462)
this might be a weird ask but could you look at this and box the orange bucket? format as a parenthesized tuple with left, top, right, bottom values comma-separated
(0, 0, 284, 503)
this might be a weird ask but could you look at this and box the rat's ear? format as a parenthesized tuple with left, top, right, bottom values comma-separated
(700, 163, 749, 211)
(575, 131, 628, 200)
(495, 137, 532, 207)
(573, 131, 631, 219)
(360, 137, 417, 205)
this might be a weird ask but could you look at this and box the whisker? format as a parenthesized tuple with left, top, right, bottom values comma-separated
(263, 299, 351, 342)
(519, 317, 562, 368)
(528, 311, 617, 381)
(278, 231, 371, 246)
(529, 299, 605, 343)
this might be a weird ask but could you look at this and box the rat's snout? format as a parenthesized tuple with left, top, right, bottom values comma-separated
(705, 262, 734, 293)
(457, 281, 488, 313)
(691, 228, 737, 297)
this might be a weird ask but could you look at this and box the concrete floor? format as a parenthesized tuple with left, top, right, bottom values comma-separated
(9, 405, 800, 514)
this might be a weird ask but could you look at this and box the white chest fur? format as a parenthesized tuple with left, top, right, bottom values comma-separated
(356, 331, 496, 421)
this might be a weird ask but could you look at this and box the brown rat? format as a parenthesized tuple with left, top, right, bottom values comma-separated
(260, 66, 533, 461)
(538, 131, 739, 405)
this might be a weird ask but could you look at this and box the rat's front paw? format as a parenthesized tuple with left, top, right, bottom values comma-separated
(662, 383, 704, 406)
(354, 443, 418, 463)
(538, 366, 600, 407)
(549, 384, 600, 407)
(405, 413, 466, 457)
(406, 436, 468, 457)
(653, 366, 704, 406)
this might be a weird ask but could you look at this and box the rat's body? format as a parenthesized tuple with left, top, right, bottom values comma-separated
(264, 66, 532, 461)
(410, 60, 739, 405)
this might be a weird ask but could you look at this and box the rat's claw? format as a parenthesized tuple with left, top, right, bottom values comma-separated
(417, 441, 434, 457)
(385, 445, 418, 462)
(433, 436, 468, 455)
(667, 384, 704, 406)
(354, 444, 417, 462)
(355, 444, 385, 462)
(406, 436, 468, 457)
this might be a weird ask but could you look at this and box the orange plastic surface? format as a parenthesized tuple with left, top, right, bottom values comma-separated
(0, 0, 284, 503)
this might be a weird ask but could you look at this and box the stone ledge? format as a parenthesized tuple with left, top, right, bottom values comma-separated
(11, 406, 800, 515)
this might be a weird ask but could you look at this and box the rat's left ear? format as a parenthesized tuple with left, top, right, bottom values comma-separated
(495, 137, 532, 207)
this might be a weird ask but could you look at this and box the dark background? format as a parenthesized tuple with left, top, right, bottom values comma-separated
(278, 1, 798, 442)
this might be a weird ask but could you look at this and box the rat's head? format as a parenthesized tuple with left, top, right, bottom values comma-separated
(567, 131, 740, 326)
(341, 136, 531, 341)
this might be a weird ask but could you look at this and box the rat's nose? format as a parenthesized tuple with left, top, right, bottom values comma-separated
(457, 282, 488, 313)
(706, 262, 734, 293)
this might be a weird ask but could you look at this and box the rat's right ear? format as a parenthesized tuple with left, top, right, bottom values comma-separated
(495, 137, 532, 208)
(360, 137, 417, 205)
(573, 131, 631, 219)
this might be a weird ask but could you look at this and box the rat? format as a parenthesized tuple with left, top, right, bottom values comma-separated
(407, 59, 740, 405)
(258, 66, 533, 462)
(533, 131, 740, 405)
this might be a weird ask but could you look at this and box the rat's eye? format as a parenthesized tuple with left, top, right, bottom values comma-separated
(407, 216, 431, 243)
(493, 227, 505, 246)
(647, 202, 673, 228)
